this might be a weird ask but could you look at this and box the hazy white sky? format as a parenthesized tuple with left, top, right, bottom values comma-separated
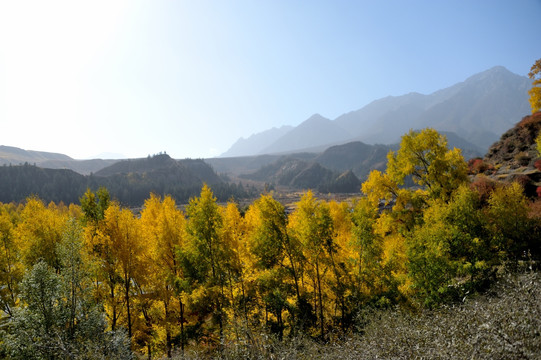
(0, 0, 539, 159)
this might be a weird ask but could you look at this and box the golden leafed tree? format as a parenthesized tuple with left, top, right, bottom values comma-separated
(529, 58, 541, 113)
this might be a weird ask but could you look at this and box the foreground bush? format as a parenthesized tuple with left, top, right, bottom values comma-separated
(175, 270, 541, 359)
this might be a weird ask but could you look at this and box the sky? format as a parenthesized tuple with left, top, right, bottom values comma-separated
(0, 0, 539, 160)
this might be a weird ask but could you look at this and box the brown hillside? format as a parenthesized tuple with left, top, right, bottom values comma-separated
(481, 112, 541, 196)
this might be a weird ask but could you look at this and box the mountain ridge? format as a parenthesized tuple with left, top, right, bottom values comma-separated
(222, 66, 531, 157)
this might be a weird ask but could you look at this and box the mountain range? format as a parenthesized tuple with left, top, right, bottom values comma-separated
(222, 66, 531, 157)
(0, 65, 535, 204)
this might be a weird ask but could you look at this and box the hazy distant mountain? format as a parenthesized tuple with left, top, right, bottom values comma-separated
(37, 159, 118, 175)
(221, 125, 294, 157)
(314, 141, 392, 180)
(402, 66, 530, 149)
(91, 152, 127, 160)
(0, 145, 73, 164)
(210, 129, 482, 185)
(222, 66, 531, 157)
(260, 114, 351, 154)
(240, 156, 361, 193)
(95, 154, 223, 186)
(0, 145, 119, 175)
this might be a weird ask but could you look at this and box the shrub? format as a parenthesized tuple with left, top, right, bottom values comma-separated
(470, 176, 496, 204)
(534, 159, 541, 171)
(514, 151, 531, 166)
(467, 158, 493, 174)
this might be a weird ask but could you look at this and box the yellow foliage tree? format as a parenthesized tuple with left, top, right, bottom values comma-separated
(529, 58, 541, 113)
(103, 203, 148, 341)
(244, 193, 295, 339)
(15, 198, 69, 270)
(184, 184, 227, 342)
(0, 204, 23, 317)
(387, 128, 468, 202)
(140, 194, 186, 357)
(288, 191, 334, 339)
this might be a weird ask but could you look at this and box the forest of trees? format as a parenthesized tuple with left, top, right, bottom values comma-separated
(0, 128, 540, 359)
(0, 160, 256, 207)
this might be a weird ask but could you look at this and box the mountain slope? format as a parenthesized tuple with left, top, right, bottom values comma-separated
(484, 112, 541, 168)
(340, 66, 530, 148)
(315, 141, 391, 180)
(260, 114, 351, 155)
(0, 145, 73, 164)
(475, 111, 541, 198)
(240, 157, 361, 193)
(221, 125, 294, 157)
(0, 145, 119, 175)
(95, 154, 223, 186)
(223, 66, 531, 157)
(412, 66, 531, 149)
(0, 154, 252, 206)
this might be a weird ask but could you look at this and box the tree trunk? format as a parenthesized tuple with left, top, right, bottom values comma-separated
(165, 297, 172, 358)
(179, 298, 185, 355)
(316, 261, 324, 339)
(125, 272, 132, 338)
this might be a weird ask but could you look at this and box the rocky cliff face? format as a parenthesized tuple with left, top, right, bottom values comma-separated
(479, 112, 541, 197)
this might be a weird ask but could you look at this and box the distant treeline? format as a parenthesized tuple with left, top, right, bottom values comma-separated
(0, 162, 256, 206)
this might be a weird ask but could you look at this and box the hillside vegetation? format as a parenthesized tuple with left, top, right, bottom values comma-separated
(1, 124, 540, 359)
(0, 154, 254, 206)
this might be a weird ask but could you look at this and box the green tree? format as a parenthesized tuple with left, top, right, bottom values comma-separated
(444, 185, 492, 288)
(350, 197, 384, 301)
(80, 187, 110, 225)
(407, 200, 458, 307)
(2, 220, 133, 360)
(184, 184, 228, 342)
(486, 182, 532, 262)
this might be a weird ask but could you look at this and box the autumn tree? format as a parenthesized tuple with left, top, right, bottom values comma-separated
(327, 200, 355, 331)
(407, 200, 459, 307)
(0, 204, 23, 318)
(443, 185, 492, 287)
(245, 193, 297, 339)
(529, 58, 541, 113)
(140, 194, 186, 358)
(80, 187, 110, 225)
(183, 184, 228, 343)
(387, 128, 468, 202)
(486, 182, 533, 263)
(288, 191, 334, 339)
(3, 220, 133, 360)
(15, 197, 69, 271)
(350, 197, 384, 303)
(220, 201, 250, 341)
(103, 203, 147, 341)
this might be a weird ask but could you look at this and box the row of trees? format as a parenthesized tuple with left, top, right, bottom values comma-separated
(0, 162, 257, 207)
(1, 129, 540, 359)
